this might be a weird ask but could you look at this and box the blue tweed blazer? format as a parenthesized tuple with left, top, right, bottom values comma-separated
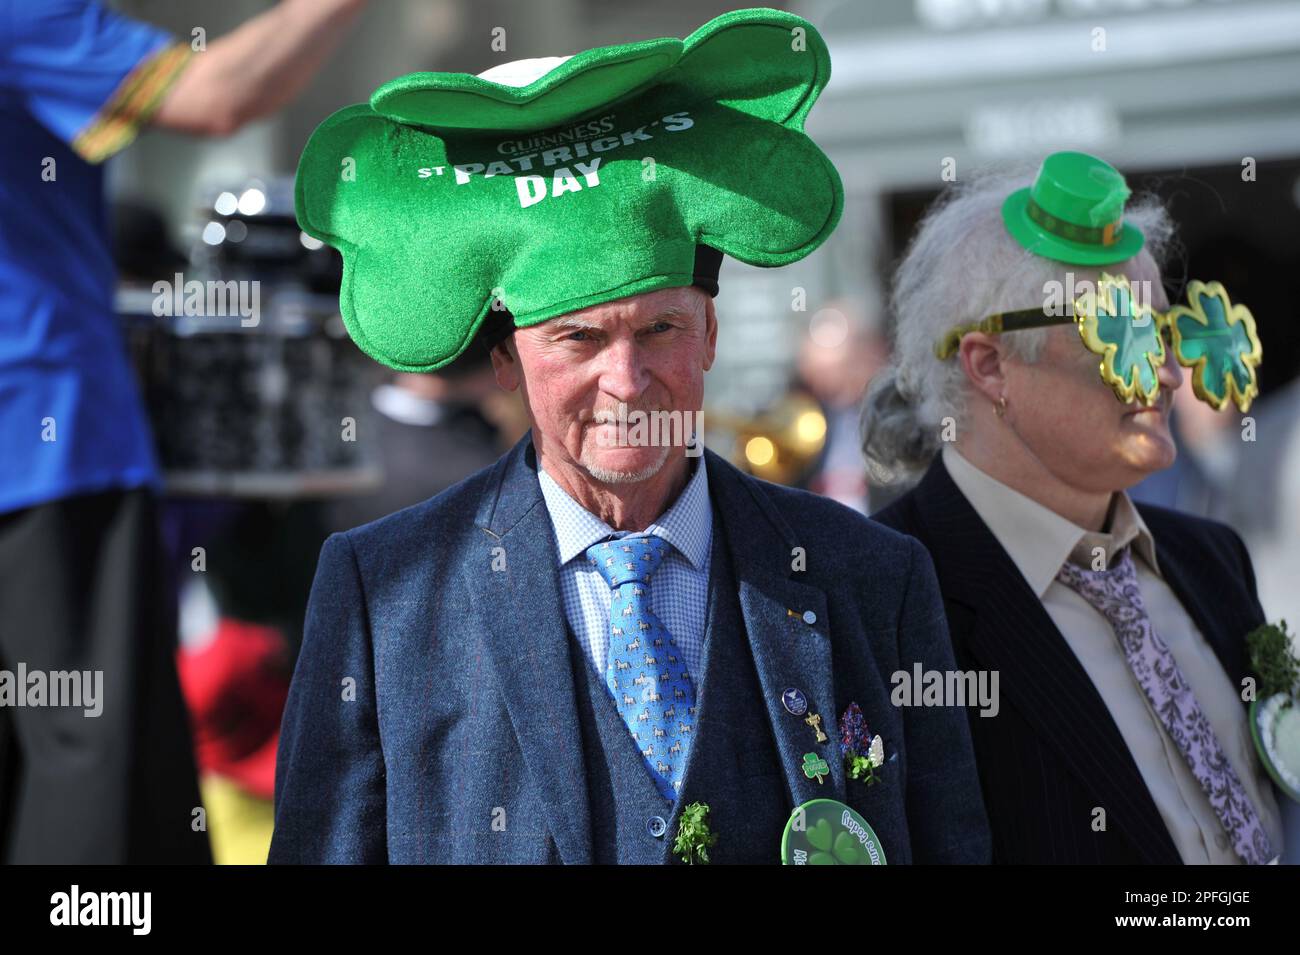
(269, 432, 991, 864)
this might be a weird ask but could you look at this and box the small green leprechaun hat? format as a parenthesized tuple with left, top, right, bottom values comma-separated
(1002, 151, 1145, 265)
(294, 7, 844, 372)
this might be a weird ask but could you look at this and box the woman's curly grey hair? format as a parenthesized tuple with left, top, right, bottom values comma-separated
(860, 162, 1177, 484)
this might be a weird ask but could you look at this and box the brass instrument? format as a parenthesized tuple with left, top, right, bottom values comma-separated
(705, 390, 827, 485)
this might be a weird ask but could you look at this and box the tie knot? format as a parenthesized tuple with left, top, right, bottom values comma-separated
(586, 534, 669, 589)
(1056, 546, 1141, 607)
(1060, 545, 1135, 579)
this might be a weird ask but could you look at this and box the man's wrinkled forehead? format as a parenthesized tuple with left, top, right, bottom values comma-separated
(542, 286, 707, 333)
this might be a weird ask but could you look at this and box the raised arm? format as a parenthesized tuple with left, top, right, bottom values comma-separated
(152, 0, 367, 137)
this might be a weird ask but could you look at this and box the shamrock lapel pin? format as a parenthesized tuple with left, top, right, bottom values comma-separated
(839, 703, 885, 786)
(801, 752, 830, 785)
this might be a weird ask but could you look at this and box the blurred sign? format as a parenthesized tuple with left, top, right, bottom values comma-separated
(803, 0, 1300, 188)
(965, 97, 1120, 155)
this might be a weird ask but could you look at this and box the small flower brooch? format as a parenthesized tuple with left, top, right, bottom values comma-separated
(839, 703, 885, 787)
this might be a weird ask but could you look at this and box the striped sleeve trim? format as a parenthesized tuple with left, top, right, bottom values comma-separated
(72, 42, 194, 164)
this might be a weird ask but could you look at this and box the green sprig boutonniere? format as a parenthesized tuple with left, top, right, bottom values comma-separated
(1248, 620, 1300, 700)
(1245, 621, 1300, 804)
(673, 801, 718, 865)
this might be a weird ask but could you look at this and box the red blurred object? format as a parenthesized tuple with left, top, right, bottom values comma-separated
(177, 618, 290, 800)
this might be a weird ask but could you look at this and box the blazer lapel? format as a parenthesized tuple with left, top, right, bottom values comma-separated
(910, 456, 1182, 864)
(465, 433, 594, 864)
(702, 448, 847, 809)
(1138, 514, 1248, 692)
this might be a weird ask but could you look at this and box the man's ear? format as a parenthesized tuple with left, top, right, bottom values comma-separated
(957, 331, 1010, 405)
(489, 335, 520, 392)
(702, 296, 718, 372)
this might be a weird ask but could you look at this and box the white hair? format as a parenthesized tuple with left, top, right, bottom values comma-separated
(860, 161, 1176, 482)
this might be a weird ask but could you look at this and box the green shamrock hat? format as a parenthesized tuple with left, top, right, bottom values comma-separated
(294, 7, 844, 371)
(1002, 151, 1145, 266)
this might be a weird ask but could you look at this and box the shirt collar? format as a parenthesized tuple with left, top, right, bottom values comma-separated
(536, 453, 712, 571)
(1073, 492, 1160, 577)
(941, 444, 1161, 598)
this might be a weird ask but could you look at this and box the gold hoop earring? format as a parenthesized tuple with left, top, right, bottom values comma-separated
(995, 395, 1007, 418)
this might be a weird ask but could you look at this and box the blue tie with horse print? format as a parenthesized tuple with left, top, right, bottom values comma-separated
(586, 534, 696, 802)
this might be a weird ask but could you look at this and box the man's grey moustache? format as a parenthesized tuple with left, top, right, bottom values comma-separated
(591, 408, 666, 423)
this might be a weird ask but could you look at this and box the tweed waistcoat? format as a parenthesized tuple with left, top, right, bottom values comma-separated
(567, 517, 794, 864)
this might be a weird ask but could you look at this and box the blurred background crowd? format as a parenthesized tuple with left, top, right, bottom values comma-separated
(3, 0, 1299, 863)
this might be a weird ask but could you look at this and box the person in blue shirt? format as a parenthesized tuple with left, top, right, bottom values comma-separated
(0, 0, 367, 863)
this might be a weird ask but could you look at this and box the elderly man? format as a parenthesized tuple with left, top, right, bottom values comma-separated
(269, 9, 991, 864)
(868, 151, 1285, 864)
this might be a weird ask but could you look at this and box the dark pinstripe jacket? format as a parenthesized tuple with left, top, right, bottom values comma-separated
(873, 453, 1265, 864)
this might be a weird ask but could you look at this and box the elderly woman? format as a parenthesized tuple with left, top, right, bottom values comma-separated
(867, 151, 1284, 865)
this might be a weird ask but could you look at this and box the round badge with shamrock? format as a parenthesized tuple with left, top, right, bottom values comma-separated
(781, 798, 887, 865)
